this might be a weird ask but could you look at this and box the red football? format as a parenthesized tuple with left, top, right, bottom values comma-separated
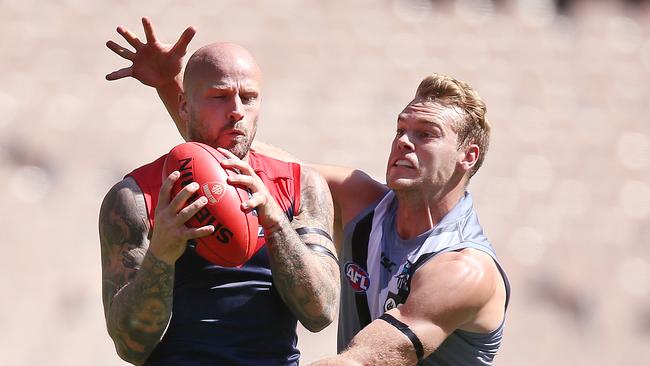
(162, 142, 259, 267)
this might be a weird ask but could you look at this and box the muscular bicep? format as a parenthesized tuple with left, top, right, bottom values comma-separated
(98, 177, 150, 318)
(333, 252, 498, 365)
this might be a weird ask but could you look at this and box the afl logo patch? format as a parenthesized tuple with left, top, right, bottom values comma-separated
(345, 262, 370, 292)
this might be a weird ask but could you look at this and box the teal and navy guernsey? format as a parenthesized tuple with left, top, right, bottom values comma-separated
(339, 190, 511, 365)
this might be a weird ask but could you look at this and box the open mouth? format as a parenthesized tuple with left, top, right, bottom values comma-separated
(393, 159, 415, 169)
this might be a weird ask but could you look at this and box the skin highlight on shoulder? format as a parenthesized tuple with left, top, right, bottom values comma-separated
(407, 248, 504, 333)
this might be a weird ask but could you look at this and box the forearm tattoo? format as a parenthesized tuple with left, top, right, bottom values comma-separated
(110, 253, 174, 363)
(265, 168, 339, 331)
(99, 178, 174, 363)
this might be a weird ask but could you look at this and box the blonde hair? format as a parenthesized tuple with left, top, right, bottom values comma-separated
(415, 74, 491, 178)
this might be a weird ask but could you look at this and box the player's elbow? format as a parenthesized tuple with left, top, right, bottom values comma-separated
(302, 299, 337, 332)
(303, 312, 335, 333)
(109, 336, 141, 365)
(114, 345, 146, 366)
(107, 324, 148, 365)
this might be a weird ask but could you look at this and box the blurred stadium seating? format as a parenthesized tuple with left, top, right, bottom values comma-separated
(0, 0, 648, 365)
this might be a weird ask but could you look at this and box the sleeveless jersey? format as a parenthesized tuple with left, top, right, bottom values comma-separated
(126, 151, 302, 366)
(339, 190, 511, 366)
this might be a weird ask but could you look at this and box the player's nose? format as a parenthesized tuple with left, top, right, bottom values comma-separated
(396, 132, 414, 152)
(227, 95, 244, 122)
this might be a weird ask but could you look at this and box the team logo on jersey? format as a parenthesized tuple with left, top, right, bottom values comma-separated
(396, 261, 413, 292)
(384, 260, 414, 311)
(345, 262, 370, 292)
(384, 298, 397, 311)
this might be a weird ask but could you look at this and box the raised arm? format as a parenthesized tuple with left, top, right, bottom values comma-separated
(219, 148, 340, 332)
(99, 173, 213, 364)
(309, 249, 505, 365)
(251, 141, 388, 228)
(106, 17, 194, 139)
(307, 165, 387, 226)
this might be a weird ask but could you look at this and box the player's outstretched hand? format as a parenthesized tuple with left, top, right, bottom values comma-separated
(105, 17, 196, 87)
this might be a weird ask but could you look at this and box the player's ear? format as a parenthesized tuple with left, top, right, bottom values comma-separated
(459, 143, 479, 173)
(179, 92, 190, 123)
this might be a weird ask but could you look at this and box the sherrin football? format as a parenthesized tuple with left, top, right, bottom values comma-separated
(163, 142, 259, 267)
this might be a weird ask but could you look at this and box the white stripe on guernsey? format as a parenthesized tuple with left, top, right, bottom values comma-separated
(365, 193, 468, 320)
(209, 280, 270, 290)
(366, 191, 395, 320)
(424, 229, 462, 253)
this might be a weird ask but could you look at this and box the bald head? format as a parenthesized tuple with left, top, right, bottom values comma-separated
(179, 42, 263, 159)
(183, 42, 262, 98)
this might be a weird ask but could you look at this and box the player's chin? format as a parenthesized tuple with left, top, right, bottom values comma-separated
(386, 177, 417, 191)
(387, 168, 417, 184)
(224, 139, 252, 160)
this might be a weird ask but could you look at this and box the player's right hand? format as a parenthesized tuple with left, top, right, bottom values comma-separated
(105, 17, 196, 88)
(148, 171, 214, 264)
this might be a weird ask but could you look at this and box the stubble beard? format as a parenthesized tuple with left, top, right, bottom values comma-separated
(187, 118, 258, 160)
(228, 134, 254, 159)
(231, 119, 257, 159)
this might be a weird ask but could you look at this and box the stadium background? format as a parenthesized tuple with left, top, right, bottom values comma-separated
(0, 0, 648, 364)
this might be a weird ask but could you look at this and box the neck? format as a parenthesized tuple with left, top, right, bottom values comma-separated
(394, 182, 466, 240)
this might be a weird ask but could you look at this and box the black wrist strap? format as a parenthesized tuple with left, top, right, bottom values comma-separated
(305, 243, 338, 263)
(296, 227, 333, 242)
(378, 313, 424, 361)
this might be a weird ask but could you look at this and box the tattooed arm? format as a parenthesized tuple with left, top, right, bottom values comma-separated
(219, 149, 340, 332)
(99, 173, 213, 364)
(99, 177, 169, 365)
(266, 165, 340, 332)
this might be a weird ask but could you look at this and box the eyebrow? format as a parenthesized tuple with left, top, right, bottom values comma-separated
(206, 85, 259, 94)
(206, 85, 234, 91)
(397, 114, 444, 129)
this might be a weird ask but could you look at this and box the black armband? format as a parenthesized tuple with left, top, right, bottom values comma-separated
(295, 227, 333, 242)
(305, 243, 338, 264)
(378, 313, 424, 361)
